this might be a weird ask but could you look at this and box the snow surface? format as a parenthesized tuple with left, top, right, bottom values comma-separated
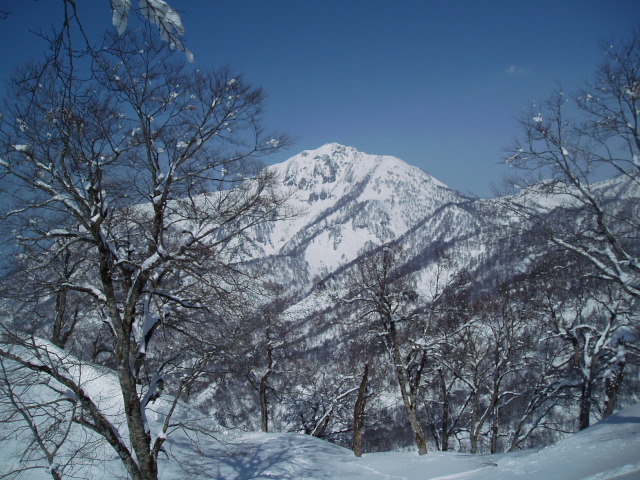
(160, 403, 640, 480)
(2, 349, 639, 480)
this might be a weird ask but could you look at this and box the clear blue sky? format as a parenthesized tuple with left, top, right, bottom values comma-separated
(1, 1, 639, 196)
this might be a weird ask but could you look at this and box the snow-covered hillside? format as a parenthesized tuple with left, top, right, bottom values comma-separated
(247, 143, 469, 276)
(2, 144, 638, 479)
(181, 402, 640, 479)
(2, 347, 638, 479)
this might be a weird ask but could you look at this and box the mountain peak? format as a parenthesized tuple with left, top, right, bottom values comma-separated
(274, 143, 398, 193)
(274, 143, 449, 192)
(257, 144, 466, 273)
(299, 143, 358, 158)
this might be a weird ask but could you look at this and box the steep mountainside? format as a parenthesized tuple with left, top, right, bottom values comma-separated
(242, 143, 512, 300)
(196, 143, 514, 446)
(240, 144, 493, 290)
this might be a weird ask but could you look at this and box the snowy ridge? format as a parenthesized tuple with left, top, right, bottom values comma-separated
(252, 143, 467, 276)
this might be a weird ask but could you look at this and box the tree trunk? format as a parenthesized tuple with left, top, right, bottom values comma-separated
(352, 362, 370, 457)
(440, 370, 450, 451)
(48, 464, 63, 480)
(490, 407, 499, 454)
(469, 393, 479, 454)
(603, 360, 625, 418)
(407, 404, 428, 455)
(388, 321, 428, 455)
(578, 378, 592, 431)
(116, 334, 158, 480)
(260, 341, 274, 432)
(259, 376, 269, 433)
(52, 289, 68, 348)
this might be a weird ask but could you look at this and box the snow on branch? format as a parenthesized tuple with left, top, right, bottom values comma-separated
(111, 0, 132, 34)
(60, 283, 108, 303)
(111, 0, 194, 61)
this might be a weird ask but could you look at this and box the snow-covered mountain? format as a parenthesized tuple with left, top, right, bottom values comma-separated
(260, 143, 466, 270)
(238, 143, 475, 286)
(197, 144, 528, 442)
(206, 143, 638, 450)
(245, 143, 639, 302)
(238, 143, 491, 293)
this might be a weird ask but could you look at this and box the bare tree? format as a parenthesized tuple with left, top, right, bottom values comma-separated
(244, 285, 293, 433)
(1, 238, 98, 351)
(423, 313, 471, 451)
(499, 276, 569, 451)
(455, 287, 546, 454)
(311, 271, 387, 456)
(532, 262, 636, 430)
(344, 246, 429, 455)
(0, 26, 291, 480)
(0, 357, 93, 480)
(283, 356, 360, 445)
(498, 29, 640, 435)
(418, 258, 472, 453)
(502, 28, 640, 300)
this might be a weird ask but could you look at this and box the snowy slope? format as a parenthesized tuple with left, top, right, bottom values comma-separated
(250, 143, 468, 276)
(165, 402, 640, 479)
(3, 346, 638, 480)
(164, 402, 640, 479)
(472, 402, 640, 480)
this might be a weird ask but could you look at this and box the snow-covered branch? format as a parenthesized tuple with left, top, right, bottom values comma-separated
(111, 0, 193, 61)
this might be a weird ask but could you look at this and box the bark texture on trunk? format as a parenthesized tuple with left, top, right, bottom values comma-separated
(352, 362, 370, 457)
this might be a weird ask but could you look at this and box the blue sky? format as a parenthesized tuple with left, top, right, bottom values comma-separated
(1, 1, 639, 196)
